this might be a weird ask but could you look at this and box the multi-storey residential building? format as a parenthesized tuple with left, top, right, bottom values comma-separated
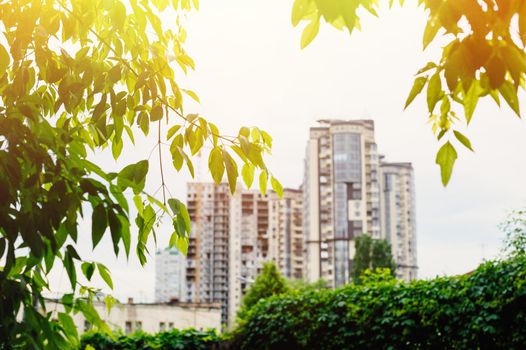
(185, 183, 304, 327)
(155, 248, 187, 303)
(304, 119, 381, 288)
(379, 160, 418, 281)
(303, 119, 416, 287)
(268, 189, 304, 279)
(185, 183, 230, 325)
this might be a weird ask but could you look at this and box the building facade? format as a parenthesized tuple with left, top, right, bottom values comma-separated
(155, 247, 186, 302)
(185, 183, 304, 327)
(379, 161, 418, 281)
(46, 299, 221, 334)
(303, 119, 416, 287)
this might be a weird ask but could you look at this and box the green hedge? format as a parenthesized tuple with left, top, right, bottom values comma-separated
(235, 256, 526, 350)
(80, 328, 223, 350)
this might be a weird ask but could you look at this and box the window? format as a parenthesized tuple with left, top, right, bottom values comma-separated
(125, 321, 132, 334)
(168, 322, 174, 330)
(135, 321, 142, 331)
(84, 320, 92, 332)
(159, 322, 166, 332)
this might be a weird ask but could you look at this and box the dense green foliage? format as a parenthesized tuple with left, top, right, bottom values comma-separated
(235, 256, 526, 350)
(236, 262, 289, 323)
(292, 0, 526, 185)
(351, 234, 396, 283)
(80, 329, 223, 350)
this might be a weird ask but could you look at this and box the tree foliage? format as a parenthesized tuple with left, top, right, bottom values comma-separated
(292, 0, 526, 185)
(352, 234, 396, 283)
(0, 0, 281, 347)
(236, 262, 289, 323)
(500, 207, 526, 257)
(236, 256, 526, 349)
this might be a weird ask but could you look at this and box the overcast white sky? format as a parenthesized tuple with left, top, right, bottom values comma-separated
(48, 1, 526, 301)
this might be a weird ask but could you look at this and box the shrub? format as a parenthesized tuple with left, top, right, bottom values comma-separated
(235, 256, 526, 350)
(80, 328, 223, 350)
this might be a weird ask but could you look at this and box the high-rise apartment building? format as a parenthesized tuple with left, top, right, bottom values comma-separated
(185, 183, 303, 327)
(303, 119, 416, 287)
(379, 161, 417, 281)
(155, 248, 187, 302)
(268, 189, 304, 280)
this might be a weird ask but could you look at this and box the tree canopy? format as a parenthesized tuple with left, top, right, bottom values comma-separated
(0, 0, 282, 347)
(352, 235, 396, 283)
(292, 0, 526, 185)
(236, 262, 290, 323)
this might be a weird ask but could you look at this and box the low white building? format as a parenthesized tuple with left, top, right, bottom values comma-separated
(46, 299, 222, 334)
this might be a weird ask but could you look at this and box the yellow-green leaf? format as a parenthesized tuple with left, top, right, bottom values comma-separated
(453, 130, 474, 152)
(97, 263, 113, 289)
(499, 81, 520, 117)
(435, 141, 457, 186)
(208, 147, 225, 184)
(222, 150, 238, 194)
(270, 176, 283, 198)
(427, 73, 442, 113)
(0, 44, 10, 78)
(405, 76, 427, 109)
(301, 16, 320, 49)
(241, 163, 255, 188)
(259, 170, 268, 195)
(150, 104, 163, 121)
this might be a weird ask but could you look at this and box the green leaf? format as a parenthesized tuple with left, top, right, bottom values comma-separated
(107, 209, 122, 255)
(453, 130, 474, 152)
(92, 204, 107, 249)
(405, 76, 427, 109)
(81, 262, 95, 281)
(119, 215, 131, 258)
(117, 160, 149, 194)
(111, 138, 123, 159)
(241, 163, 255, 188)
(208, 147, 225, 184)
(63, 251, 76, 290)
(270, 176, 283, 198)
(301, 16, 320, 49)
(97, 263, 113, 289)
(259, 170, 268, 195)
(0, 44, 10, 78)
(168, 199, 191, 233)
(170, 233, 189, 256)
(58, 312, 78, 344)
(435, 141, 457, 186)
(427, 73, 442, 113)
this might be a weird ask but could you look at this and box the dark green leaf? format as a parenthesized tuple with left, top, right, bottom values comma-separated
(92, 204, 107, 249)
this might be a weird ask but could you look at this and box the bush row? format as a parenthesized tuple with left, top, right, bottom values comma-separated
(235, 256, 526, 349)
(80, 328, 223, 350)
